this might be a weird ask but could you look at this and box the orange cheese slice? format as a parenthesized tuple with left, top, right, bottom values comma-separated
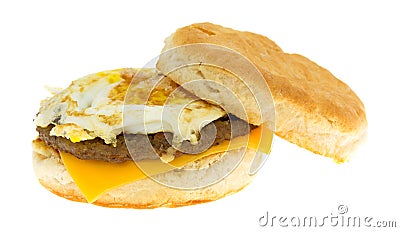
(60, 125, 273, 203)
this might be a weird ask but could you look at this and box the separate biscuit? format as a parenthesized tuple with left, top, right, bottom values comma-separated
(157, 22, 367, 162)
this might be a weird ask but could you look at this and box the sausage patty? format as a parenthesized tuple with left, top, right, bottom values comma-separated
(36, 115, 254, 163)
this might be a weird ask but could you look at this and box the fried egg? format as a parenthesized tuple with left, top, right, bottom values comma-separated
(34, 68, 226, 146)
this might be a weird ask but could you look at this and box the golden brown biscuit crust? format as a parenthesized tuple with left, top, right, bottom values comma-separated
(157, 23, 367, 162)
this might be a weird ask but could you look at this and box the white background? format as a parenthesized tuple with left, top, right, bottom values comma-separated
(1, 0, 399, 231)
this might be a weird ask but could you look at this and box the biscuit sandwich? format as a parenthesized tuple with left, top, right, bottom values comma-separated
(32, 23, 366, 208)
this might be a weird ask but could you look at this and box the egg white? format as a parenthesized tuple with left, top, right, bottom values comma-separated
(35, 68, 226, 146)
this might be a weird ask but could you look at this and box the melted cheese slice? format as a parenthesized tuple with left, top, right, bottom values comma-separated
(60, 125, 273, 203)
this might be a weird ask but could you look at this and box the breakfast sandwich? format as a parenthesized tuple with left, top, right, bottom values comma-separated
(33, 68, 273, 208)
(32, 22, 366, 208)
